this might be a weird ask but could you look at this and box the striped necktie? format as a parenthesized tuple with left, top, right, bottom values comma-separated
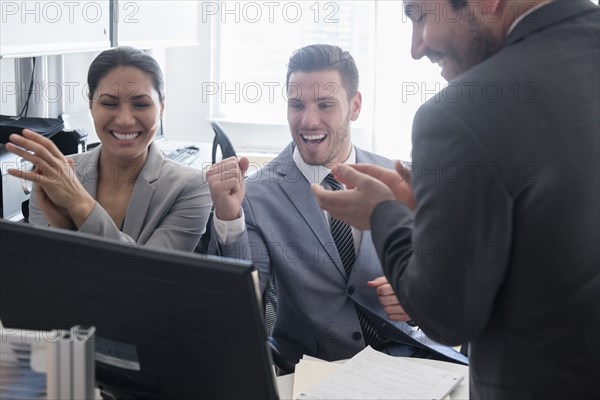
(323, 173, 387, 350)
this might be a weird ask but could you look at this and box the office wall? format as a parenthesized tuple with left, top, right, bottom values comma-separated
(1, 58, 18, 116)
(0, 0, 207, 145)
(162, 19, 214, 144)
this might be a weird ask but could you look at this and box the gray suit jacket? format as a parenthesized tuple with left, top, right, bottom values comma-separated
(218, 143, 467, 363)
(372, 2, 599, 399)
(30, 142, 212, 251)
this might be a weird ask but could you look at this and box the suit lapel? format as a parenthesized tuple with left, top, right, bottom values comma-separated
(75, 146, 101, 198)
(275, 146, 347, 278)
(355, 147, 375, 164)
(122, 143, 161, 238)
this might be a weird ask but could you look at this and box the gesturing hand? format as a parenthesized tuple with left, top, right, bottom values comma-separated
(206, 156, 250, 221)
(312, 164, 395, 230)
(351, 161, 415, 211)
(367, 276, 412, 322)
(6, 129, 96, 227)
(34, 184, 74, 229)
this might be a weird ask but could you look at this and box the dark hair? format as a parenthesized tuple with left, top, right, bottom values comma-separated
(286, 44, 359, 96)
(87, 46, 165, 102)
(449, 0, 467, 10)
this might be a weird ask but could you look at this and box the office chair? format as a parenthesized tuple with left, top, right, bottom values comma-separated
(195, 121, 238, 254)
(210, 121, 235, 165)
(193, 123, 284, 370)
(268, 336, 306, 375)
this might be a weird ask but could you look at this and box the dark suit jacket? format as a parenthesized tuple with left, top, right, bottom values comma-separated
(218, 144, 467, 363)
(372, 2, 599, 399)
(30, 142, 212, 251)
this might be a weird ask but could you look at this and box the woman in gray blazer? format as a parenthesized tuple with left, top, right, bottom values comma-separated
(6, 47, 212, 251)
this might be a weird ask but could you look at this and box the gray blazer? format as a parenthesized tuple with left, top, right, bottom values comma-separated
(218, 143, 467, 363)
(29, 142, 212, 252)
(372, 2, 599, 399)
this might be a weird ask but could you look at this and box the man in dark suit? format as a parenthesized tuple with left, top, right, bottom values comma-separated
(206, 44, 467, 364)
(314, 1, 599, 398)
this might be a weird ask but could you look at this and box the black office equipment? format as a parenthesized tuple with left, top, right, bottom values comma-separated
(210, 121, 236, 164)
(0, 115, 64, 144)
(50, 129, 88, 156)
(1, 119, 85, 221)
(0, 220, 279, 400)
(165, 145, 202, 165)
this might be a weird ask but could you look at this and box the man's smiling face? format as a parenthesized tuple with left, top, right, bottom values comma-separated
(405, 0, 502, 80)
(287, 69, 361, 167)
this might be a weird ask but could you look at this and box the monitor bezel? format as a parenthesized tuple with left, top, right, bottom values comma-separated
(0, 220, 279, 399)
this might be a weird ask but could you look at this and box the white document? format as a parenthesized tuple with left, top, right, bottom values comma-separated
(298, 346, 464, 400)
(408, 358, 469, 400)
(293, 359, 343, 400)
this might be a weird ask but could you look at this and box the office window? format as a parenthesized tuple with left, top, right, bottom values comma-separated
(372, 1, 445, 161)
(213, 1, 376, 127)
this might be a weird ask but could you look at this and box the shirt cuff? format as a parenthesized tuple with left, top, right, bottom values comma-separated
(213, 209, 246, 244)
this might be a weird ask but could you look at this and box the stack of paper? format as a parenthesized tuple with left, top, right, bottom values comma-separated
(0, 326, 95, 400)
(296, 346, 465, 400)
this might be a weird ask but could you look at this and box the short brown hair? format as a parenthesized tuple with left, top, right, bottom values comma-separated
(286, 44, 359, 96)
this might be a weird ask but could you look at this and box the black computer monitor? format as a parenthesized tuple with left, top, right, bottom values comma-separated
(0, 220, 279, 399)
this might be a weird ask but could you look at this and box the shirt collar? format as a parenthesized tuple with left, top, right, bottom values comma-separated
(506, 1, 552, 37)
(292, 145, 357, 185)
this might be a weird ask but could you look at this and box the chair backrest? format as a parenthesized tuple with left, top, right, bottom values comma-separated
(211, 121, 236, 164)
(263, 279, 277, 336)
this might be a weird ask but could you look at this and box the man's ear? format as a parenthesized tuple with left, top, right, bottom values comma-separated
(480, 0, 503, 20)
(350, 91, 362, 121)
(478, 0, 515, 40)
(160, 102, 165, 119)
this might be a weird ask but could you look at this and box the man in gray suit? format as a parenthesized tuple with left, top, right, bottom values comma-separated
(315, 1, 599, 398)
(207, 44, 467, 364)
